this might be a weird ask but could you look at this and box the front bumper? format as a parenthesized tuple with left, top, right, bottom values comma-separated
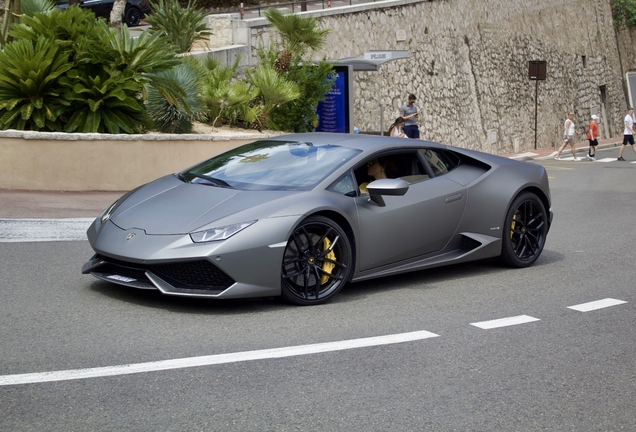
(82, 216, 298, 299)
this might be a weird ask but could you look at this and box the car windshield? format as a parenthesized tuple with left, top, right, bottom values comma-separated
(181, 140, 361, 191)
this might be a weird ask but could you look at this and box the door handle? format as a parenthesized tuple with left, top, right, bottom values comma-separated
(445, 193, 463, 203)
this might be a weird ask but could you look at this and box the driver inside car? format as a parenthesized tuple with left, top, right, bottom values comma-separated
(359, 157, 398, 194)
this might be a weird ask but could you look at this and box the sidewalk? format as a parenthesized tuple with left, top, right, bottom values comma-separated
(501, 137, 622, 160)
(0, 137, 624, 219)
(0, 190, 124, 219)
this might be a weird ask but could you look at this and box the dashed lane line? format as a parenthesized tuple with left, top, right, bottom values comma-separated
(0, 330, 440, 386)
(1, 297, 629, 386)
(470, 315, 540, 329)
(567, 298, 628, 312)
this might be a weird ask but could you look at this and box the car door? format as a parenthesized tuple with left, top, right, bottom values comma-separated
(355, 150, 466, 271)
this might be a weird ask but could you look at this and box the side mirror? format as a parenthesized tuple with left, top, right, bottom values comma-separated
(366, 178, 409, 207)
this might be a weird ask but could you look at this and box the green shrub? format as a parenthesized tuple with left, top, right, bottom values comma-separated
(197, 56, 256, 127)
(0, 37, 72, 131)
(245, 64, 300, 130)
(61, 68, 145, 133)
(146, 63, 206, 133)
(259, 47, 334, 132)
(1, 7, 190, 133)
(611, 0, 636, 29)
(146, 0, 212, 53)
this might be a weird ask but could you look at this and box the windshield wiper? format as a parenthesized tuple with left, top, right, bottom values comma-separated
(192, 174, 233, 188)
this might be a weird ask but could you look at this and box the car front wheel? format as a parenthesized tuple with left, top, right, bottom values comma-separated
(500, 192, 548, 268)
(124, 7, 142, 26)
(281, 216, 352, 305)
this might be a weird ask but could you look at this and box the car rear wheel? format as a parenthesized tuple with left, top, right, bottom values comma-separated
(500, 192, 548, 268)
(125, 7, 141, 26)
(281, 216, 352, 305)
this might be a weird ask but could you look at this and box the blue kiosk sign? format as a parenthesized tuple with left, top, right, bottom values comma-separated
(316, 52, 408, 134)
(316, 65, 352, 133)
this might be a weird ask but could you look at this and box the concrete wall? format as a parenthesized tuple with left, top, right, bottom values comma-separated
(236, 0, 630, 154)
(0, 131, 274, 191)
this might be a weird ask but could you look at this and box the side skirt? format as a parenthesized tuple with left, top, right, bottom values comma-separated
(351, 233, 501, 282)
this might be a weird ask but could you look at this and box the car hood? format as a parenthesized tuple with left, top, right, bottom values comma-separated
(110, 175, 300, 235)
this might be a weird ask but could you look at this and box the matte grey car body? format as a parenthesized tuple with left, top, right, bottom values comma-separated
(82, 133, 552, 305)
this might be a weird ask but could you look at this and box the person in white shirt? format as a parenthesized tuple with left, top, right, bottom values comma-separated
(554, 112, 581, 160)
(388, 117, 406, 137)
(617, 107, 636, 161)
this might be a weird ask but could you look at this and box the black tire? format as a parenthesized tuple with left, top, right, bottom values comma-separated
(500, 192, 548, 268)
(124, 7, 142, 27)
(281, 216, 352, 305)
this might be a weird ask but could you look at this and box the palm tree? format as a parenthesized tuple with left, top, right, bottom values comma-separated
(262, 8, 329, 74)
(246, 65, 300, 130)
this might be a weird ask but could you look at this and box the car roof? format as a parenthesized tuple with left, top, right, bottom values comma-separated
(265, 132, 447, 154)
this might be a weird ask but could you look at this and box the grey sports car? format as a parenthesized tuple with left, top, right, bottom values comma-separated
(82, 133, 552, 305)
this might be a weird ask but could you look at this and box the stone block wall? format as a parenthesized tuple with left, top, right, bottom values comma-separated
(243, 0, 629, 154)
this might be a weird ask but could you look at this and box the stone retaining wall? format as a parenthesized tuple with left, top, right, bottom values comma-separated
(240, 0, 630, 154)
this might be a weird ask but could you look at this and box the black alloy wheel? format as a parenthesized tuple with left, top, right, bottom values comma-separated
(281, 216, 352, 305)
(125, 7, 142, 26)
(500, 192, 548, 268)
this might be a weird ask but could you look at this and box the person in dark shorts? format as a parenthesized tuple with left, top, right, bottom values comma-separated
(586, 115, 599, 161)
(618, 107, 636, 161)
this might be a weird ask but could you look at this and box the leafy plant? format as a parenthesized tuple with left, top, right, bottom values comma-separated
(146, 63, 206, 133)
(246, 65, 300, 130)
(262, 8, 329, 74)
(4, 7, 190, 133)
(60, 68, 145, 133)
(197, 56, 255, 126)
(0, 37, 72, 131)
(100, 24, 187, 110)
(146, 0, 212, 53)
(611, 0, 636, 29)
(10, 7, 115, 66)
(266, 53, 335, 132)
(20, 0, 55, 17)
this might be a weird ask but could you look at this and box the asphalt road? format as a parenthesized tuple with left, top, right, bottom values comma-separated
(1, 146, 635, 431)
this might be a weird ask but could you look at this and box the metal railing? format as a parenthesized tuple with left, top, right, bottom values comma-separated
(238, 0, 380, 19)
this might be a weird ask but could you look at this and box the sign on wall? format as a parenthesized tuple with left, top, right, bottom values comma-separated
(316, 65, 353, 133)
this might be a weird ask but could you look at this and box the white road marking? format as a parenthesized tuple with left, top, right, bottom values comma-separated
(508, 152, 539, 159)
(0, 218, 92, 242)
(0, 330, 439, 386)
(567, 298, 627, 312)
(596, 158, 619, 162)
(470, 315, 540, 330)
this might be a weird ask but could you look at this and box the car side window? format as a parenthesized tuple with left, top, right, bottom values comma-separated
(328, 172, 357, 197)
(420, 149, 460, 176)
(353, 151, 429, 195)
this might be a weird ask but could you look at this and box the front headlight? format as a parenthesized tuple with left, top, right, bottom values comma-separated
(190, 220, 257, 243)
(100, 201, 118, 225)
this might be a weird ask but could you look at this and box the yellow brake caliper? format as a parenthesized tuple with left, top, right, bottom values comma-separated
(510, 214, 517, 239)
(320, 237, 336, 284)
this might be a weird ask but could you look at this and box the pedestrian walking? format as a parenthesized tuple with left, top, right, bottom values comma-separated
(586, 114, 599, 161)
(554, 112, 580, 160)
(617, 107, 636, 161)
(399, 94, 420, 139)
